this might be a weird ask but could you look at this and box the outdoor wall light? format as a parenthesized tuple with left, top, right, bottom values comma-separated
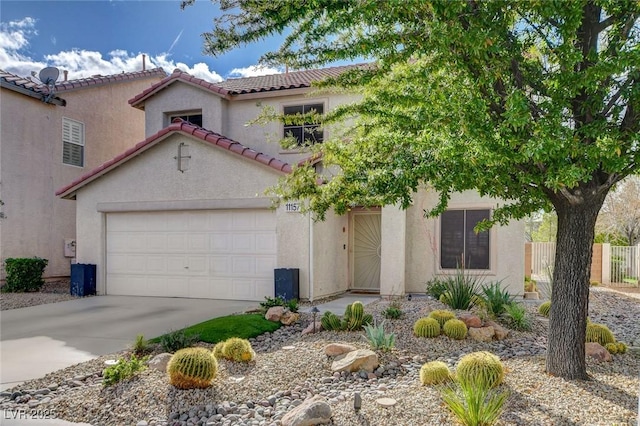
(311, 306, 320, 333)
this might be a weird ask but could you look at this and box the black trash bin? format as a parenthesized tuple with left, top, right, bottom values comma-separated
(274, 268, 299, 301)
(70, 263, 96, 296)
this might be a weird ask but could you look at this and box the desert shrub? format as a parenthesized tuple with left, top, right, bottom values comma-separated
(501, 303, 532, 331)
(132, 334, 152, 355)
(167, 347, 218, 389)
(102, 354, 148, 386)
(480, 282, 514, 318)
(363, 320, 396, 351)
(456, 351, 504, 389)
(420, 361, 451, 385)
(441, 380, 509, 426)
(2, 257, 48, 293)
(426, 278, 449, 300)
(259, 295, 286, 313)
(383, 305, 403, 319)
(159, 329, 200, 353)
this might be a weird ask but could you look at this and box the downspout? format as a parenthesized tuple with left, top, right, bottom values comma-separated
(308, 213, 314, 302)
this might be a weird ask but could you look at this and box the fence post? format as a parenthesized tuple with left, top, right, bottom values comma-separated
(601, 243, 611, 285)
(524, 242, 532, 278)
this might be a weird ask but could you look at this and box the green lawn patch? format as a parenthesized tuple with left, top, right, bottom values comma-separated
(151, 313, 281, 344)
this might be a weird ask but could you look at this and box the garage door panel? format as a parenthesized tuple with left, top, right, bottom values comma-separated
(107, 210, 277, 301)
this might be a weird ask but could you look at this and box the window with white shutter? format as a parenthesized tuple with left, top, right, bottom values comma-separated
(62, 118, 85, 167)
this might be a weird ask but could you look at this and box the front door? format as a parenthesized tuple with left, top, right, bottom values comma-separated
(351, 211, 381, 291)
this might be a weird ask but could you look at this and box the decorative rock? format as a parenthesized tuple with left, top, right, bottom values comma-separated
(302, 321, 323, 335)
(586, 342, 612, 362)
(147, 353, 172, 372)
(324, 343, 357, 357)
(458, 313, 483, 328)
(468, 326, 495, 342)
(524, 292, 540, 300)
(376, 397, 397, 408)
(331, 349, 379, 373)
(485, 320, 509, 340)
(136, 421, 148, 426)
(281, 395, 331, 426)
(281, 311, 300, 325)
(265, 306, 285, 322)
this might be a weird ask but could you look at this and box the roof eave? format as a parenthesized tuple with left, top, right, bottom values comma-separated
(1, 81, 66, 106)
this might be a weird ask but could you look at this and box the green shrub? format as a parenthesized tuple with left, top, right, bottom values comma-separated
(441, 380, 509, 426)
(363, 320, 396, 351)
(438, 267, 483, 310)
(524, 277, 537, 293)
(159, 329, 200, 353)
(321, 311, 342, 331)
(221, 337, 255, 362)
(480, 282, 514, 318)
(132, 334, 152, 355)
(538, 301, 551, 317)
(382, 306, 403, 319)
(2, 257, 48, 293)
(426, 278, 448, 300)
(259, 295, 286, 313)
(586, 323, 616, 346)
(167, 347, 218, 389)
(420, 361, 451, 385)
(428, 309, 456, 328)
(102, 354, 148, 386)
(286, 298, 299, 313)
(456, 351, 504, 389)
(443, 319, 468, 340)
(501, 303, 532, 331)
(413, 317, 441, 338)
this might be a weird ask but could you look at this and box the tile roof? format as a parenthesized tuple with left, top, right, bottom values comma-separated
(0, 69, 66, 105)
(55, 68, 167, 92)
(129, 63, 368, 108)
(56, 119, 293, 199)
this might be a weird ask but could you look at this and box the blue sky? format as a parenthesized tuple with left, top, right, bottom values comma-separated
(0, 0, 289, 82)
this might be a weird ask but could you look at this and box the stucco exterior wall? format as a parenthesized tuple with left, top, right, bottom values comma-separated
(142, 83, 224, 137)
(74, 133, 291, 294)
(405, 189, 525, 295)
(311, 213, 350, 299)
(1, 75, 162, 279)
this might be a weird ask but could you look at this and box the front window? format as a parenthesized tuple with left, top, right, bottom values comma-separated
(440, 209, 490, 270)
(283, 103, 324, 147)
(62, 117, 84, 167)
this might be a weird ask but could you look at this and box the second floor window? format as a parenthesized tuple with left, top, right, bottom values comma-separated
(62, 117, 84, 167)
(283, 103, 324, 147)
(170, 113, 203, 127)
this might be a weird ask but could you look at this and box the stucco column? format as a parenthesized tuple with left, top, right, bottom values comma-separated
(380, 204, 406, 296)
(601, 243, 611, 285)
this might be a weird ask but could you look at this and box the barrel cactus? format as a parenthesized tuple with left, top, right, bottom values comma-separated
(456, 351, 504, 389)
(428, 310, 456, 328)
(413, 317, 441, 338)
(616, 342, 627, 354)
(321, 311, 342, 331)
(443, 318, 468, 340)
(586, 323, 616, 346)
(605, 342, 619, 354)
(419, 361, 451, 385)
(538, 301, 551, 317)
(167, 347, 218, 389)
(212, 341, 224, 359)
(362, 313, 374, 326)
(348, 301, 365, 330)
(221, 337, 255, 362)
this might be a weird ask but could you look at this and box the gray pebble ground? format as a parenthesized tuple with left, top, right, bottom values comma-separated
(1, 286, 639, 426)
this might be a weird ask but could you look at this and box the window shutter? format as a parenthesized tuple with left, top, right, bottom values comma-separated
(62, 118, 85, 166)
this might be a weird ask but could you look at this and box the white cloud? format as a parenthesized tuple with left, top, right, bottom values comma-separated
(228, 65, 282, 78)
(0, 16, 223, 83)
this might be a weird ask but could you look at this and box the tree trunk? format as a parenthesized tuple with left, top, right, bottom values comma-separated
(546, 193, 606, 379)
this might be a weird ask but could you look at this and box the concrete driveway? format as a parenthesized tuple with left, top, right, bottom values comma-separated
(0, 296, 257, 391)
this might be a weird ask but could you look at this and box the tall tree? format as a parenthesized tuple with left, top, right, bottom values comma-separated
(597, 175, 640, 246)
(188, 0, 640, 379)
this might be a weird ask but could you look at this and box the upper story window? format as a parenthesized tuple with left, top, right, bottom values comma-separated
(170, 113, 203, 127)
(283, 103, 324, 147)
(62, 117, 85, 167)
(440, 209, 491, 270)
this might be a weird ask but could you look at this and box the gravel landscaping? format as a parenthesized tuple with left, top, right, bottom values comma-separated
(0, 280, 90, 310)
(0, 287, 639, 426)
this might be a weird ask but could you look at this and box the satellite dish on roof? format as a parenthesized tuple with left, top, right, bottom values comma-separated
(39, 67, 60, 85)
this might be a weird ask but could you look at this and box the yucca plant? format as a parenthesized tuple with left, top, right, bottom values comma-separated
(439, 266, 483, 310)
(440, 380, 509, 426)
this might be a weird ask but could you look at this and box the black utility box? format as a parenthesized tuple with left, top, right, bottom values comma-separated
(274, 268, 299, 301)
(70, 263, 96, 297)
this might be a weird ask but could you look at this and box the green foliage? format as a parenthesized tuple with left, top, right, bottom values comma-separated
(456, 351, 504, 389)
(259, 295, 286, 313)
(524, 277, 537, 293)
(586, 323, 616, 346)
(441, 380, 509, 426)
(2, 257, 48, 293)
(362, 313, 374, 326)
(382, 306, 403, 319)
(102, 354, 148, 387)
(158, 329, 200, 353)
(501, 303, 532, 331)
(443, 319, 468, 340)
(220, 337, 255, 362)
(286, 298, 299, 313)
(167, 347, 218, 389)
(531, 212, 557, 242)
(428, 309, 456, 328)
(480, 282, 514, 318)
(538, 301, 551, 317)
(438, 268, 483, 310)
(419, 361, 451, 386)
(132, 334, 152, 356)
(320, 302, 372, 331)
(413, 317, 441, 338)
(362, 320, 396, 352)
(426, 278, 449, 300)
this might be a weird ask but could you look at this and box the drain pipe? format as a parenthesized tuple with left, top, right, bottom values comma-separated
(308, 212, 314, 302)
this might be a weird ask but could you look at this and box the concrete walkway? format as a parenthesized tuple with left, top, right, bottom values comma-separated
(300, 293, 380, 315)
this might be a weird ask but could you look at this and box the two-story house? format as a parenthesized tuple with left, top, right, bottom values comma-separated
(57, 66, 524, 301)
(0, 68, 166, 280)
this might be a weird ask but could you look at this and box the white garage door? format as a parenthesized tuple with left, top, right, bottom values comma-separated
(106, 210, 277, 301)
